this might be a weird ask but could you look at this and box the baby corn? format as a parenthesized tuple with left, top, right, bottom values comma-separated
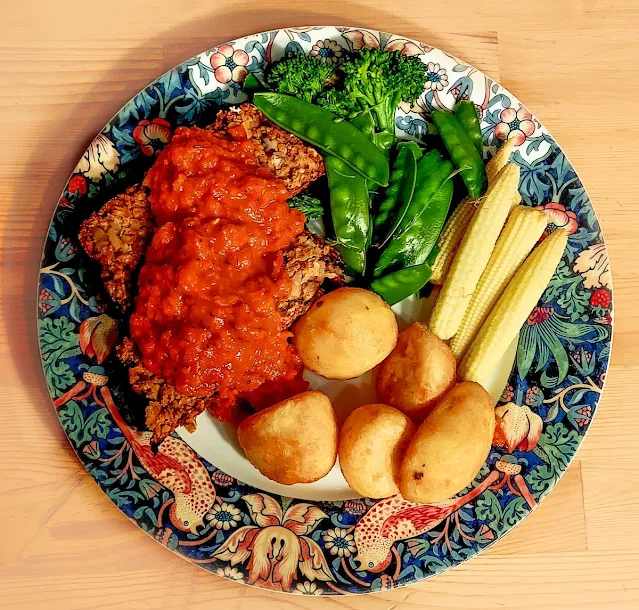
(430, 197, 476, 284)
(448, 206, 548, 359)
(430, 137, 518, 285)
(429, 163, 521, 340)
(458, 228, 569, 386)
(486, 137, 516, 183)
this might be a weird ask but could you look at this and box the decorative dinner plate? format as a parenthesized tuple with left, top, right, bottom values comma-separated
(37, 26, 612, 594)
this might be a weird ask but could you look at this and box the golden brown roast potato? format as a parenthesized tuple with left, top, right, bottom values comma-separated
(292, 287, 398, 380)
(376, 322, 456, 421)
(399, 382, 495, 503)
(339, 404, 416, 498)
(237, 391, 337, 485)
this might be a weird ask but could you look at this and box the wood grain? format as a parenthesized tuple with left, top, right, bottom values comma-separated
(2, 1, 639, 608)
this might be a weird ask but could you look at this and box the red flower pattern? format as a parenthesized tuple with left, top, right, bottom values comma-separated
(79, 315, 118, 364)
(68, 174, 87, 195)
(133, 118, 172, 156)
(344, 500, 367, 516)
(495, 107, 535, 145)
(535, 202, 579, 236)
(210, 44, 249, 84)
(494, 403, 543, 453)
(39, 289, 54, 313)
(527, 306, 554, 325)
(575, 406, 592, 428)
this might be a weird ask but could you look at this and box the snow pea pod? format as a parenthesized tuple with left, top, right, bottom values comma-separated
(396, 140, 424, 158)
(397, 150, 454, 235)
(374, 147, 417, 231)
(351, 115, 392, 193)
(374, 177, 454, 276)
(350, 111, 375, 139)
(242, 73, 265, 95)
(373, 146, 419, 247)
(324, 154, 370, 276)
(370, 263, 434, 306)
(254, 92, 389, 186)
(431, 109, 486, 198)
(455, 100, 483, 155)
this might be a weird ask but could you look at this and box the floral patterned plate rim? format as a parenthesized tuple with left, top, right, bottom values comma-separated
(37, 26, 612, 595)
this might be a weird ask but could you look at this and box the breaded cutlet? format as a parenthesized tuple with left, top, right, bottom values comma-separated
(212, 104, 325, 196)
(78, 185, 153, 309)
(78, 104, 340, 444)
(116, 230, 343, 444)
(79, 104, 325, 309)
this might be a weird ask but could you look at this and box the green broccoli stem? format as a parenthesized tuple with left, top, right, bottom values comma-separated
(371, 91, 403, 134)
(371, 101, 394, 134)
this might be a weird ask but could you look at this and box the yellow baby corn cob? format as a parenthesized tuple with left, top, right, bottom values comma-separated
(430, 197, 476, 284)
(458, 228, 569, 386)
(486, 137, 516, 182)
(429, 163, 521, 340)
(448, 206, 548, 359)
(430, 137, 518, 285)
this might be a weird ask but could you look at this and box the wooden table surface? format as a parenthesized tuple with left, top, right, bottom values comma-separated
(2, 1, 639, 608)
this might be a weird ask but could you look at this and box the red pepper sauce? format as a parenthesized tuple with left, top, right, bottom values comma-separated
(129, 126, 306, 420)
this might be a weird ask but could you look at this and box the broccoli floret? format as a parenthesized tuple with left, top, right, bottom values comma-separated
(265, 53, 338, 103)
(316, 89, 356, 119)
(287, 193, 324, 219)
(331, 48, 427, 132)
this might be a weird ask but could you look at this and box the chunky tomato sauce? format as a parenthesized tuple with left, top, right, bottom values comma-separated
(129, 126, 306, 419)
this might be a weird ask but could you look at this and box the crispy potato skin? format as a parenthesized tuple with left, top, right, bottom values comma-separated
(237, 391, 338, 485)
(376, 323, 456, 421)
(339, 404, 416, 498)
(292, 288, 398, 380)
(399, 382, 495, 503)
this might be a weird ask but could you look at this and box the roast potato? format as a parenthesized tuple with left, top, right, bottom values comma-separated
(339, 404, 416, 498)
(399, 382, 495, 503)
(376, 322, 456, 420)
(292, 287, 398, 380)
(237, 391, 337, 485)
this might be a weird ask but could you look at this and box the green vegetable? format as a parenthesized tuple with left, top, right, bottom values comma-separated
(254, 92, 389, 186)
(339, 245, 367, 277)
(410, 178, 455, 259)
(324, 155, 370, 275)
(431, 110, 486, 198)
(374, 153, 454, 277)
(397, 150, 454, 236)
(373, 144, 420, 243)
(264, 53, 337, 103)
(373, 130, 396, 153)
(317, 48, 427, 133)
(396, 140, 425, 158)
(316, 89, 355, 118)
(242, 73, 264, 94)
(455, 101, 483, 155)
(350, 111, 375, 138)
(287, 193, 324, 219)
(371, 263, 434, 305)
(350, 114, 394, 193)
(374, 179, 453, 276)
